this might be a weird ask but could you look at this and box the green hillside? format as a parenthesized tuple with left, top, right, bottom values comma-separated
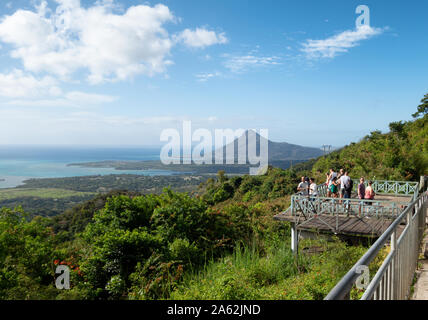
(0, 97, 426, 300)
(310, 114, 427, 181)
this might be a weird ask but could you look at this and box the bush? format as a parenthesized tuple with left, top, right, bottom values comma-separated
(72, 188, 263, 299)
(168, 238, 199, 263)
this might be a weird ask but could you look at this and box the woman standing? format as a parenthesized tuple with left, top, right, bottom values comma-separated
(330, 177, 339, 198)
(358, 177, 366, 200)
(364, 181, 376, 204)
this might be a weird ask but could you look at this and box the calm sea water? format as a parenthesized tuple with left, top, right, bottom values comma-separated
(0, 146, 166, 188)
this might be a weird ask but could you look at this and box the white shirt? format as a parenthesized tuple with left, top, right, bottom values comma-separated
(328, 172, 337, 186)
(298, 182, 308, 195)
(340, 175, 351, 189)
(310, 183, 318, 196)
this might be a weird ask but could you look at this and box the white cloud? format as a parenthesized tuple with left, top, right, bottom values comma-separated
(176, 28, 227, 48)
(65, 91, 117, 104)
(0, 69, 116, 107)
(0, 1, 175, 84)
(6, 91, 117, 108)
(195, 72, 222, 82)
(301, 25, 385, 59)
(0, 1, 228, 85)
(0, 69, 61, 98)
(224, 54, 281, 73)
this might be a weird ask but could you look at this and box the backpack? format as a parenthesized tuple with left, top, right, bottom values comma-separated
(345, 178, 353, 192)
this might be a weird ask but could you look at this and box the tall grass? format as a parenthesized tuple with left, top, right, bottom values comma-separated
(170, 241, 308, 300)
(169, 237, 381, 300)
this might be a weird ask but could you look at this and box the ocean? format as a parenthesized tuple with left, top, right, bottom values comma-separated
(0, 145, 166, 188)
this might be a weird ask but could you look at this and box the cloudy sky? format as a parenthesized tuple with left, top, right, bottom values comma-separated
(0, 0, 426, 147)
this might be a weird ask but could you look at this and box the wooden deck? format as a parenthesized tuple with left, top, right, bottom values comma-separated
(274, 190, 414, 240)
(373, 194, 412, 204)
(274, 211, 406, 238)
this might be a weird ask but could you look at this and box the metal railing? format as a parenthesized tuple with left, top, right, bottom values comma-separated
(325, 192, 428, 300)
(297, 179, 418, 199)
(291, 195, 408, 219)
(289, 179, 419, 234)
(353, 180, 420, 200)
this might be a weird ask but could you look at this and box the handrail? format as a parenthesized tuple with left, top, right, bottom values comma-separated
(361, 194, 426, 300)
(324, 192, 427, 300)
(292, 195, 408, 205)
(291, 194, 408, 219)
(293, 179, 419, 198)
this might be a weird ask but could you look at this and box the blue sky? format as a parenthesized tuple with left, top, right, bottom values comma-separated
(0, 0, 426, 148)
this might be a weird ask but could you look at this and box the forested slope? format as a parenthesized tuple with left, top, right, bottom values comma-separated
(311, 114, 427, 181)
(0, 97, 426, 300)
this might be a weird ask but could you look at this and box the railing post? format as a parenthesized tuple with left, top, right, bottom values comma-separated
(291, 223, 298, 256)
(420, 176, 427, 193)
(291, 196, 294, 215)
(390, 231, 397, 300)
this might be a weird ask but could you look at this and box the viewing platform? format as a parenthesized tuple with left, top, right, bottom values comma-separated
(274, 180, 420, 249)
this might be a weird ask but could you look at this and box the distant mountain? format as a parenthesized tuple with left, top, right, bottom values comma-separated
(69, 131, 324, 173)
(217, 130, 324, 165)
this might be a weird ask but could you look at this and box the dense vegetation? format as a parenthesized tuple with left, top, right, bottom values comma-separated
(49, 190, 143, 237)
(311, 113, 427, 181)
(0, 178, 385, 300)
(0, 101, 426, 300)
(69, 161, 264, 174)
(0, 184, 289, 299)
(18, 174, 207, 193)
(0, 188, 95, 218)
(171, 239, 386, 300)
(0, 175, 208, 218)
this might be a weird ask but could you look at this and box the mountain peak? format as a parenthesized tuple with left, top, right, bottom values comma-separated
(218, 132, 323, 163)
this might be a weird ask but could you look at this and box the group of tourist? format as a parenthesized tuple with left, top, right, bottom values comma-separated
(325, 168, 353, 199)
(296, 168, 376, 203)
(297, 176, 318, 197)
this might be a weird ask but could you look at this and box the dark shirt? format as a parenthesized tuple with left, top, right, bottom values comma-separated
(358, 183, 366, 199)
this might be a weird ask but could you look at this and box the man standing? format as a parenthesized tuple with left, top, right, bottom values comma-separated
(340, 170, 351, 200)
(343, 172, 353, 200)
(297, 176, 308, 195)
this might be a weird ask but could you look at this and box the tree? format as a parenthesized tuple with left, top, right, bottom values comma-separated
(412, 93, 428, 118)
(217, 170, 227, 183)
